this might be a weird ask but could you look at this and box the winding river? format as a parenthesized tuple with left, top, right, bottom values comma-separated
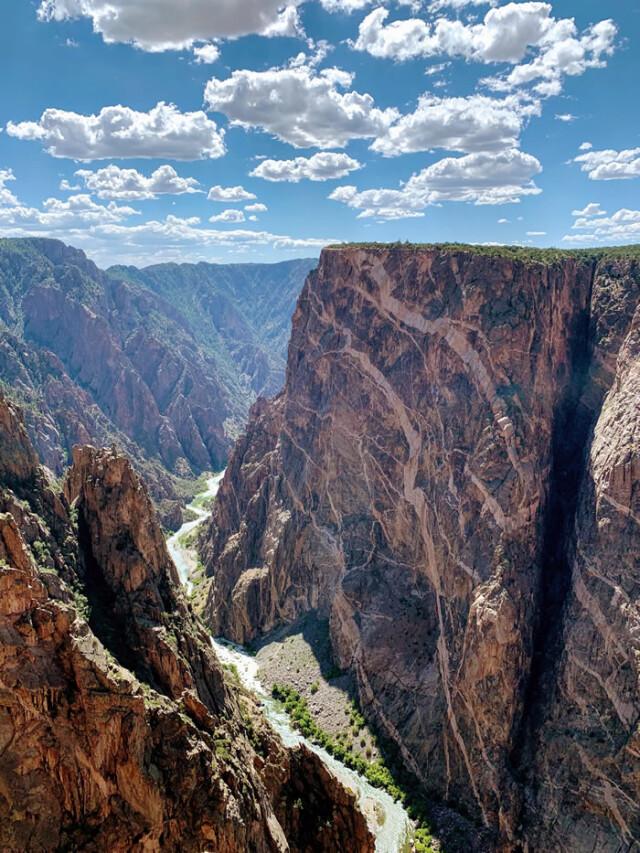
(167, 471, 225, 594)
(167, 474, 413, 853)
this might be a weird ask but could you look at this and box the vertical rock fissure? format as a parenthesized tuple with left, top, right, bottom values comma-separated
(511, 262, 599, 812)
(75, 510, 144, 679)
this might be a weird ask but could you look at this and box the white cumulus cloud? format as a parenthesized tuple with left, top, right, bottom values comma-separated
(563, 208, 640, 244)
(354, 3, 557, 64)
(37, 0, 305, 51)
(6, 102, 226, 161)
(209, 209, 246, 223)
(572, 147, 640, 181)
(571, 202, 606, 217)
(251, 152, 362, 182)
(71, 165, 201, 199)
(0, 190, 138, 231)
(485, 17, 617, 97)
(320, 0, 372, 11)
(204, 65, 399, 149)
(261, 5, 303, 37)
(192, 43, 220, 64)
(354, 3, 616, 99)
(330, 148, 542, 219)
(428, 0, 497, 10)
(0, 172, 337, 264)
(371, 93, 539, 156)
(207, 185, 257, 202)
(0, 170, 20, 207)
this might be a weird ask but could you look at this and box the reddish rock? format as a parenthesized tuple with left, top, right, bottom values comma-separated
(202, 246, 640, 849)
(0, 395, 374, 853)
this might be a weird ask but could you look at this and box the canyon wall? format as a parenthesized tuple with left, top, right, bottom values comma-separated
(0, 239, 311, 525)
(0, 393, 373, 852)
(202, 245, 640, 849)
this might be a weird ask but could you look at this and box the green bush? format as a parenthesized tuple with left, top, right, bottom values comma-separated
(271, 682, 438, 847)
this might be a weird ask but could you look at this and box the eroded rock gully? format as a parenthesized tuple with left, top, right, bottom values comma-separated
(0, 394, 373, 852)
(202, 246, 640, 850)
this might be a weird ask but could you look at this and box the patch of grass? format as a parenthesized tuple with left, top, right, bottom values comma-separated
(72, 587, 92, 621)
(214, 736, 231, 761)
(31, 538, 53, 570)
(223, 662, 241, 687)
(178, 528, 198, 550)
(192, 493, 214, 511)
(172, 472, 212, 501)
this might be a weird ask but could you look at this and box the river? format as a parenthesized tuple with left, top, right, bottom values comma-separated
(166, 471, 225, 594)
(167, 473, 413, 853)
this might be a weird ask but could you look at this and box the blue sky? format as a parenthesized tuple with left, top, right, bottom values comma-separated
(1, 0, 639, 266)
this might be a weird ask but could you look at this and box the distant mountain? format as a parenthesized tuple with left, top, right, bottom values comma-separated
(109, 256, 311, 401)
(0, 238, 314, 525)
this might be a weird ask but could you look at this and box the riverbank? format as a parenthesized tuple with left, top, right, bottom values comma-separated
(213, 637, 414, 853)
(251, 614, 382, 763)
(165, 475, 418, 852)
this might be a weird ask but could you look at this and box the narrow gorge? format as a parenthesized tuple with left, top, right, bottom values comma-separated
(1, 240, 639, 852)
(202, 244, 640, 851)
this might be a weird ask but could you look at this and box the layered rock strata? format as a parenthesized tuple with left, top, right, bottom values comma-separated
(202, 245, 640, 850)
(0, 393, 373, 852)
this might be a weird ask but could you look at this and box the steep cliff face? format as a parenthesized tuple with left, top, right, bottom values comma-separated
(0, 394, 373, 853)
(523, 258, 640, 851)
(0, 239, 311, 525)
(202, 245, 640, 849)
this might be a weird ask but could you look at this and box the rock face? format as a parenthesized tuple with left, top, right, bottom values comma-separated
(0, 394, 373, 852)
(202, 245, 640, 849)
(0, 238, 312, 525)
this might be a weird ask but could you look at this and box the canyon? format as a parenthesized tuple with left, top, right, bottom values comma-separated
(1, 237, 639, 851)
(202, 244, 640, 851)
(0, 392, 374, 852)
(0, 238, 312, 527)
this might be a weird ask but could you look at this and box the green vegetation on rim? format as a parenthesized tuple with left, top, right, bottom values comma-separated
(325, 241, 640, 264)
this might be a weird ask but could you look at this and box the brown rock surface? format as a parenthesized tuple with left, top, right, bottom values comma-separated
(202, 245, 640, 849)
(0, 394, 373, 852)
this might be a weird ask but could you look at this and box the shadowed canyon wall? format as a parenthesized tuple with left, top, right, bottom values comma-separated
(202, 245, 640, 850)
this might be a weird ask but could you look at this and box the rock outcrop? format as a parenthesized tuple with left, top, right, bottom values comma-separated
(202, 244, 640, 850)
(0, 394, 373, 852)
(0, 239, 312, 526)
